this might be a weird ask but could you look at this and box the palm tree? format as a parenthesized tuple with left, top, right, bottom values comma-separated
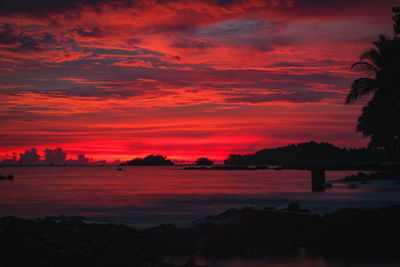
(346, 34, 392, 104)
(346, 7, 400, 152)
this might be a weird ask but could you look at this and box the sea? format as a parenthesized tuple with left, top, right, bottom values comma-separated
(1, 166, 400, 228)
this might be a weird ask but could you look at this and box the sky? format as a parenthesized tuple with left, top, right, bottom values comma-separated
(0, 0, 397, 163)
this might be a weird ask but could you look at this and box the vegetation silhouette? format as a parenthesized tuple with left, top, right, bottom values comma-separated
(0, 147, 93, 166)
(224, 141, 400, 168)
(44, 148, 67, 165)
(126, 154, 174, 166)
(18, 148, 40, 165)
(195, 157, 213, 166)
(346, 7, 400, 152)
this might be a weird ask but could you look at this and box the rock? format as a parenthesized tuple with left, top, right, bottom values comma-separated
(0, 174, 13, 180)
(283, 202, 311, 213)
(2, 205, 400, 265)
(183, 259, 201, 266)
(347, 183, 358, 189)
(286, 202, 302, 212)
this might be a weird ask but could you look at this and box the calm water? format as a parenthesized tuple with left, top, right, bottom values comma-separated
(1, 166, 400, 227)
(170, 256, 400, 267)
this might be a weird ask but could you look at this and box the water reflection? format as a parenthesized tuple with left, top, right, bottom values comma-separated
(0, 166, 400, 227)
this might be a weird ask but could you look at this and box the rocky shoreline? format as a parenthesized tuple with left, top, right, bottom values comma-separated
(1, 204, 400, 266)
(341, 171, 400, 182)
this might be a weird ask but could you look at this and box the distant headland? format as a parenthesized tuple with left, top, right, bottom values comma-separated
(185, 141, 400, 171)
(123, 155, 174, 166)
(224, 141, 400, 169)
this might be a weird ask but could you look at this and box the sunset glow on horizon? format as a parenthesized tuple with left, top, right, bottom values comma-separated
(0, 0, 395, 163)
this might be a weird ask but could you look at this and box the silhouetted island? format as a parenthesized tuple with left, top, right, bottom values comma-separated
(224, 141, 400, 170)
(195, 157, 213, 166)
(1, 204, 400, 266)
(124, 155, 174, 166)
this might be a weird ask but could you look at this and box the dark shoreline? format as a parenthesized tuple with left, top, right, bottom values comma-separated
(1, 204, 400, 267)
(341, 171, 400, 182)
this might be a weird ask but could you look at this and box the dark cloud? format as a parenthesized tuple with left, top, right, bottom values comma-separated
(3, 83, 146, 99)
(18, 33, 42, 51)
(42, 87, 145, 98)
(273, 62, 306, 67)
(40, 33, 58, 44)
(214, 0, 237, 6)
(206, 0, 289, 9)
(225, 90, 337, 104)
(0, 24, 18, 45)
(125, 38, 143, 45)
(171, 39, 215, 49)
(0, 0, 275, 18)
(270, 0, 391, 21)
(247, 39, 275, 52)
(197, 21, 283, 52)
(272, 59, 349, 68)
(0, 24, 42, 51)
(295, 0, 388, 15)
(72, 26, 103, 38)
(0, 52, 350, 102)
(0, 0, 139, 17)
(0, 0, 389, 21)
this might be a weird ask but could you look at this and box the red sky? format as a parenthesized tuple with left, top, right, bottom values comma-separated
(0, 0, 396, 163)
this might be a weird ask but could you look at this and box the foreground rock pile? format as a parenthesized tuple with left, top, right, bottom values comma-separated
(1, 203, 400, 266)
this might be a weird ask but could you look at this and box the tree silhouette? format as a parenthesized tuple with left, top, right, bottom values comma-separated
(195, 157, 213, 165)
(126, 155, 174, 166)
(393, 6, 400, 36)
(346, 7, 400, 152)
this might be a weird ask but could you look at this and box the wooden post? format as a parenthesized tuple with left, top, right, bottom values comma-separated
(311, 168, 325, 192)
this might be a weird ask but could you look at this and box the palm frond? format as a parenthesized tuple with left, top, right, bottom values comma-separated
(373, 34, 389, 49)
(345, 78, 377, 104)
(351, 61, 377, 74)
(360, 48, 380, 64)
